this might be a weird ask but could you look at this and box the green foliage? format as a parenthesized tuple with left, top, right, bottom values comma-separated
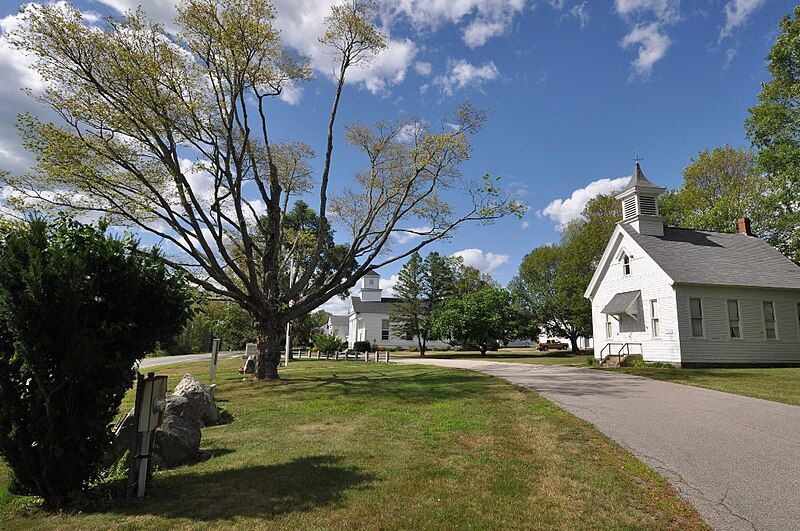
(293, 309, 330, 347)
(389, 252, 460, 355)
(659, 145, 768, 233)
(353, 341, 372, 352)
(312, 332, 345, 355)
(431, 288, 523, 355)
(0, 219, 192, 506)
(511, 194, 616, 352)
(745, 7, 800, 263)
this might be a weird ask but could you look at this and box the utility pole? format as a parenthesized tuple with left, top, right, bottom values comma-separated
(285, 258, 294, 367)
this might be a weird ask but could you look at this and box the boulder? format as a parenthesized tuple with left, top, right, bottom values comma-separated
(108, 374, 220, 469)
(172, 374, 219, 426)
(153, 403, 202, 468)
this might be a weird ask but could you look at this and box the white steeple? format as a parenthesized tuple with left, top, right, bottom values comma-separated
(358, 271, 382, 302)
(615, 162, 667, 236)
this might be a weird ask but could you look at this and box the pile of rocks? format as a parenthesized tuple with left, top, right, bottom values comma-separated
(111, 374, 222, 468)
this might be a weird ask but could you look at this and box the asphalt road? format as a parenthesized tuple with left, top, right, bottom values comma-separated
(394, 358, 800, 530)
(138, 351, 243, 369)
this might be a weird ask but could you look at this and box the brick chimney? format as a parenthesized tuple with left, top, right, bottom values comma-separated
(737, 217, 753, 236)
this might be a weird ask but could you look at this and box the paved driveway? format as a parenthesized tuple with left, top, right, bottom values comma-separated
(394, 358, 800, 530)
(139, 351, 242, 369)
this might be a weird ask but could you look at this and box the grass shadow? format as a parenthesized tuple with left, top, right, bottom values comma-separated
(112, 455, 374, 520)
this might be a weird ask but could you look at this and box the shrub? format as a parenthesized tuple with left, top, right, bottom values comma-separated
(623, 357, 647, 368)
(0, 219, 193, 506)
(353, 341, 371, 352)
(586, 356, 599, 366)
(406, 345, 420, 352)
(312, 332, 345, 355)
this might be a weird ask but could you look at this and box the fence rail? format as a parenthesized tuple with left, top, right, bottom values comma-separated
(291, 348, 392, 363)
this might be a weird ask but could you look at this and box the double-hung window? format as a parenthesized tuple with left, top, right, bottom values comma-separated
(381, 319, 390, 341)
(763, 302, 777, 339)
(650, 299, 660, 337)
(727, 300, 741, 338)
(605, 314, 613, 338)
(690, 298, 703, 338)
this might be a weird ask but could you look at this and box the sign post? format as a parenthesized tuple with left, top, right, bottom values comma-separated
(127, 372, 168, 499)
(209, 338, 221, 380)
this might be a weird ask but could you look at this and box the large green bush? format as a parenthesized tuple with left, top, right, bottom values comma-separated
(0, 219, 193, 506)
(312, 332, 345, 355)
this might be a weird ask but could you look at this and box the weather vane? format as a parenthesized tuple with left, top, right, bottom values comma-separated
(633, 152, 644, 164)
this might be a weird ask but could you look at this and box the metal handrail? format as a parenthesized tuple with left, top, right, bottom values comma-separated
(600, 342, 642, 365)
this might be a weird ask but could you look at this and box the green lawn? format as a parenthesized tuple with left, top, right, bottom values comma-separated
(393, 348, 594, 367)
(601, 366, 800, 407)
(0, 358, 703, 530)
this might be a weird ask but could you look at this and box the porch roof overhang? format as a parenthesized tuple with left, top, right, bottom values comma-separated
(601, 290, 641, 317)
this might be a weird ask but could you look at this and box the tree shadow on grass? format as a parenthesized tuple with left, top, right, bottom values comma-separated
(112, 455, 374, 521)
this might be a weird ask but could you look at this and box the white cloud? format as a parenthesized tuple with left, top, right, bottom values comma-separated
(614, 0, 677, 77)
(414, 61, 432, 76)
(521, 220, 530, 229)
(433, 59, 500, 96)
(719, 0, 766, 39)
(451, 248, 509, 273)
(540, 176, 628, 227)
(391, 225, 432, 244)
(380, 273, 400, 296)
(614, 0, 679, 24)
(321, 294, 350, 315)
(387, 0, 526, 48)
(463, 20, 506, 48)
(568, 2, 590, 28)
(620, 23, 671, 77)
(279, 79, 303, 105)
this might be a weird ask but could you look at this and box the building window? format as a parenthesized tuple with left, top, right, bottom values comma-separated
(650, 299, 660, 337)
(727, 300, 741, 338)
(605, 314, 613, 338)
(381, 319, 390, 341)
(763, 302, 777, 339)
(622, 254, 631, 276)
(690, 298, 703, 338)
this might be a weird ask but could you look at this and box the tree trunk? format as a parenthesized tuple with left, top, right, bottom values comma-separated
(254, 321, 284, 380)
(480, 345, 487, 356)
(570, 334, 579, 354)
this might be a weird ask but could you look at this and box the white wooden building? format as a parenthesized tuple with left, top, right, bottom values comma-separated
(336, 271, 448, 349)
(585, 163, 800, 367)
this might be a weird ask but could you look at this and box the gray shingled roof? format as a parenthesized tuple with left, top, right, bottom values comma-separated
(602, 290, 641, 315)
(350, 296, 402, 313)
(328, 315, 348, 326)
(620, 162, 666, 192)
(621, 224, 800, 290)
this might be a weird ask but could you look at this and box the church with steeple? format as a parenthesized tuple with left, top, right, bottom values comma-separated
(584, 162, 800, 367)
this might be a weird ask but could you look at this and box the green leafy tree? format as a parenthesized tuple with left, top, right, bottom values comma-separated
(4, 0, 520, 379)
(512, 195, 617, 353)
(659, 145, 768, 233)
(312, 331, 345, 355)
(0, 219, 192, 506)
(746, 6, 800, 263)
(293, 309, 330, 347)
(390, 251, 457, 355)
(431, 288, 521, 355)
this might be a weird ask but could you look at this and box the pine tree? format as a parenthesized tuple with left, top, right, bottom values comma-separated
(390, 253, 427, 353)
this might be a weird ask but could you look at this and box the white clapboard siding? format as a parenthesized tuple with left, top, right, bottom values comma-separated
(590, 230, 682, 363)
(674, 285, 800, 365)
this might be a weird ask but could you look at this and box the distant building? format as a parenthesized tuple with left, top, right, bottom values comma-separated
(327, 271, 449, 349)
(325, 315, 349, 341)
(585, 162, 800, 366)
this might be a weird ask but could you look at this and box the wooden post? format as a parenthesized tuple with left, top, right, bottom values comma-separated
(386, 350, 390, 363)
(209, 338, 221, 380)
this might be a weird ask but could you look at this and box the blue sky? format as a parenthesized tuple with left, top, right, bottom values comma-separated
(0, 0, 792, 313)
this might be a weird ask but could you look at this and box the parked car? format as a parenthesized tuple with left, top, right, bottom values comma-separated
(536, 340, 569, 351)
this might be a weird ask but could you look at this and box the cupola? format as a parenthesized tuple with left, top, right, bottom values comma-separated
(616, 162, 667, 236)
(358, 271, 382, 302)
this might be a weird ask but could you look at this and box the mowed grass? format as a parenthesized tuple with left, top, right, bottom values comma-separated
(0, 358, 704, 530)
(603, 365, 800, 407)
(393, 348, 593, 367)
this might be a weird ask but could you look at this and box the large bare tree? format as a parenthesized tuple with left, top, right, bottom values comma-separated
(3, 0, 521, 379)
